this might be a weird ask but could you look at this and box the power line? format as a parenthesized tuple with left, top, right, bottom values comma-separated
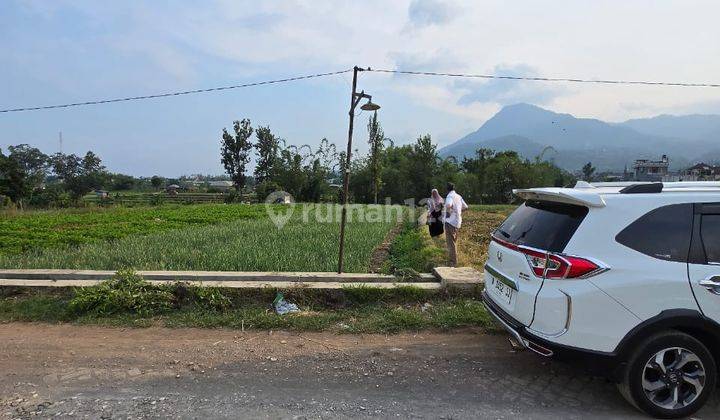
(0, 69, 353, 114)
(3, 66, 719, 114)
(367, 68, 720, 88)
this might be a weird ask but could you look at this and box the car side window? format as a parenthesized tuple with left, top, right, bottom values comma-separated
(615, 203, 693, 262)
(701, 214, 720, 264)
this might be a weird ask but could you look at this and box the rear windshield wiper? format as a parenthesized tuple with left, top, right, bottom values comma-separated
(497, 229, 510, 238)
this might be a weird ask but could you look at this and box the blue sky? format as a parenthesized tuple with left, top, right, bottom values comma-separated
(1, 0, 719, 176)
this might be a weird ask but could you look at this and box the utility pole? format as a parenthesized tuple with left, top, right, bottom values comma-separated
(58, 131, 63, 154)
(337, 66, 380, 273)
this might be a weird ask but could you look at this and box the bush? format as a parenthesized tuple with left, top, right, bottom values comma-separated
(28, 185, 72, 208)
(0, 195, 11, 209)
(148, 194, 165, 206)
(69, 270, 174, 317)
(255, 181, 281, 202)
(223, 190, 240, 204)
(192, 286, 231, 311)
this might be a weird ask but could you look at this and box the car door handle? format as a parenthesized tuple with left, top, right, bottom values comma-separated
(699, 275, 720, 295)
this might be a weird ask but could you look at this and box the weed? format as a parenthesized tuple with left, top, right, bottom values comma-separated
(68, 270, 174, 317)
(386, 220, 446, 273)
(192, 286, 232, 311)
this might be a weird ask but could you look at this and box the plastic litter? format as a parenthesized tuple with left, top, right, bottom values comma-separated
(273, 292, 300, 315)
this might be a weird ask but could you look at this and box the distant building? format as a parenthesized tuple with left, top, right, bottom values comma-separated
(208, 180, 234, 191)
(633, 155, 669, 181)
(272, 191, 293, 204)
(165, 184, 181, 196)
(685, 163, 717, 177)
(680, 163, 720, 181)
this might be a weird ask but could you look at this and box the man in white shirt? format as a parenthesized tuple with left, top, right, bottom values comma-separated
(443, 182, 468, 267)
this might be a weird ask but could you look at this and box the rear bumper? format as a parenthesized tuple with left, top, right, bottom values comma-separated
(481, 290, 624, 380)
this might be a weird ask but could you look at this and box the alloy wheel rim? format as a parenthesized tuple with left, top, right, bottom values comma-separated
(641, 347, 706, 410)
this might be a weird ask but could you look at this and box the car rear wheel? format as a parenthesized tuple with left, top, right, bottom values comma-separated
(617, 331, 716, 418)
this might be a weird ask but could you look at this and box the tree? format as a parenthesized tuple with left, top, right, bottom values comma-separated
(150, 175, 164, 190)
(315, 138, 338, 174)
(483, 151, 525, 204)
(254, 126, 280, 184)
(0, 145, 49, 208)
(367, 111, 385, 204)
(407, 134, 438, 202)
(51, 151, 108, 201)
(110, 173, 137, 191)
(582, 162, 596, 181)
(220, 119, 254, 191)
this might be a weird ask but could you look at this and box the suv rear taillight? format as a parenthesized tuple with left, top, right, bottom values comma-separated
(492, 236, 607, 279)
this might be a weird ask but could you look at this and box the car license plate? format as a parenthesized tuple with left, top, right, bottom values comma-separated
(490, 275, 513, 306)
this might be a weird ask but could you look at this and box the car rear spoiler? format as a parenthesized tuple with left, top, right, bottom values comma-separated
(513, 188, 606, 208)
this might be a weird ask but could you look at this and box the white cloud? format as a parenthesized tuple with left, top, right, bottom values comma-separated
(455, 64, 568, 106)
(407, 0, 459, 28)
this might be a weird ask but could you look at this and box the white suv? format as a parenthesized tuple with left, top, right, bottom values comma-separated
(482, 181, 720, 418)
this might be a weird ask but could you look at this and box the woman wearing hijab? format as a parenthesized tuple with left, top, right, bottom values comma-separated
(427, 188, 444, 237)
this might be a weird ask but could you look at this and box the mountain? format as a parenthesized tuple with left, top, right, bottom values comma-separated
(618, 114, 720, 142)
(439, 103, 719, 171)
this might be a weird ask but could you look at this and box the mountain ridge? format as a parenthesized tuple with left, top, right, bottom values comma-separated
(439, 103, 720, 171)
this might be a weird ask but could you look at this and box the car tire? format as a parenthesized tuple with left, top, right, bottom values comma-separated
(617, 330, 716, 419)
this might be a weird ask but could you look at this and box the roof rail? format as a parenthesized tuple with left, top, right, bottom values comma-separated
(590, 181, 720, 189)
(619, 183, 663, 194)
(589, 181, 651, 187)
(660, 181, 720, 189)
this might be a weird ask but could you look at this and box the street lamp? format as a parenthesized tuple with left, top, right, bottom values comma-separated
(337, 66, 381, 273)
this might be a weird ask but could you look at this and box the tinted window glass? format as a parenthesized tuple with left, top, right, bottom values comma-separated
(495, 200, 589, 252)
(701, 215, 720, 264)
(615, 204, 692, 262)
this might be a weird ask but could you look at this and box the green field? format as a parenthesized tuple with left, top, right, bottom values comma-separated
(0, 205, 506, 333)
(0, 204, 267, 255)
(0, 204, 405, 273)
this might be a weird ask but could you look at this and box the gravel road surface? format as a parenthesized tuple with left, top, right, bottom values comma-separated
(1, 324, 718, 419)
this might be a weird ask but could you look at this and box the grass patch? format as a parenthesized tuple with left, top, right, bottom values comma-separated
(458, 205, 515, 270)
(0, 297, 497, 334)
(384, 219, 446, 274)
(0, 291, 72, 322)
(379, 204, 515, 273)
(342, 284, 435, 305)
(0, 271, 499, 334)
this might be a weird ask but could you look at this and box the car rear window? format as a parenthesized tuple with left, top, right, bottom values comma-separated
(615, 203, 692, 262)
(494, 200, 589, 252)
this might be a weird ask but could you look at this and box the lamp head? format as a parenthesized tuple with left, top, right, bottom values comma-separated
(360, 100, 381, 111)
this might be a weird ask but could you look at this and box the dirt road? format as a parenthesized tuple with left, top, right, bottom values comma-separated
(1, 324, 718, 419)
